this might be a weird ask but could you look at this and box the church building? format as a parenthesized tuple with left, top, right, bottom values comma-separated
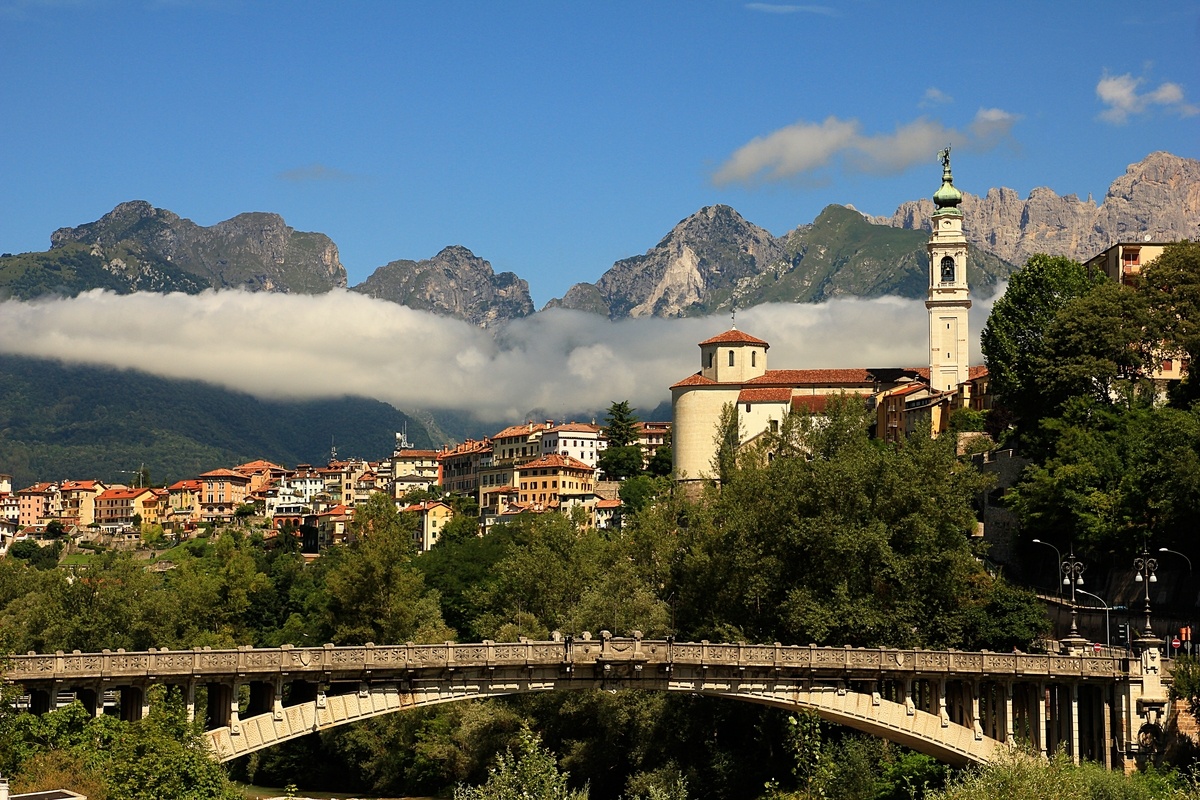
(671, 150, 982, 484)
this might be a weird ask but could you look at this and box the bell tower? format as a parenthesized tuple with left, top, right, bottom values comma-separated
(926, 147, 971, 392)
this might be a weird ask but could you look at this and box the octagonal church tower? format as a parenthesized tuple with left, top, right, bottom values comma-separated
(925, 147, 972, 392)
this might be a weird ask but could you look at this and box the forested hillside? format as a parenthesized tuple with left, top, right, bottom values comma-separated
(0, 354, 431, 486)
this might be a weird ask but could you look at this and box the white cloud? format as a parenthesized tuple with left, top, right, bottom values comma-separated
(1096, 71, 1198, 123)
(277, 163, 358, 183)
(919, 87, 953, 108)
(0, 289, 997, 427)
(745, 3, 837, 15)
(713, 109, 1020, 186)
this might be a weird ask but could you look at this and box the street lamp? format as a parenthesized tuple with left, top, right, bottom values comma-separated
(1076, 588, 1111, 648)
(1031, 539, 1063, 598)
(1158, 547, 1193, 573)
(1133, 545, 1160, 649)
(1061, 549, 1087, 645)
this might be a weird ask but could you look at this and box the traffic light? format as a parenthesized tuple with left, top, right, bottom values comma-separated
(1116, 623, 1130, 645)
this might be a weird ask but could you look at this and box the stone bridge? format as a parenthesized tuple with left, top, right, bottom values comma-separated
(2, 634, 1172, 772)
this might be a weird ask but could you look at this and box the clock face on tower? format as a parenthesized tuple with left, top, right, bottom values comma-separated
(940, 256, 955, 282)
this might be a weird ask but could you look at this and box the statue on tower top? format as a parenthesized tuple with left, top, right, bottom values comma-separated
(933, 145, 963, 214)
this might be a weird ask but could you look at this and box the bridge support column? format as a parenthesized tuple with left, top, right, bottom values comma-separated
(28, 689, 51, 715)
(1036, 682, 1048, 759)
(903, 678, 914, 716)
(118, 685, 148, 722)
(76, 686, 103, 718)
(185, 681, 196, 722)
(936, 679, 949, 727)
(968, 682, 982, 740)
(1005, 681, 1015, 746)
(206, 682, 236, 732)
(1071, 683, 1081, 764)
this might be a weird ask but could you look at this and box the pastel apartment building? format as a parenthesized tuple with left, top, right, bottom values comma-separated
(400, 500, 454, 551)
(59, 480, 107, 528)
(199, 468, 251, 523)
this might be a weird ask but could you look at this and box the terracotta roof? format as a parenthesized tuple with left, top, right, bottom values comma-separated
(791, 396, 832, 413)
(234, 459, 288, 473)
(968, 365, 989, 380)
(670, 373, 717, 389)
(596, 498, 623, 509)
(396, 449, 441, 458)
(492, 422, 550, 440)
(98, 487, 154, 500)
(169, 479, 203, 491)
(60, 480, 102, 491)
(438, 439, 492, 459)
(699, 329, 770, 348)
(547, 422, 601, 434)
(199, 468, 250, 480)
(400, 501, 452, 513)
(738, 387, 793, 404)
(748, 369, 875, 386)
(519, 453, 594, 471)
(17, 482, 57, 494)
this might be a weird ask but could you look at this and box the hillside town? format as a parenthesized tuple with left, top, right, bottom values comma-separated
(0, 416, 673, 556)
(0, 154, 1187, 565)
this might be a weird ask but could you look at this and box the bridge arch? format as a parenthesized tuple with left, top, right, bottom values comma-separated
(3, 636, 1152, 771)
(207, 676, 1008, 766)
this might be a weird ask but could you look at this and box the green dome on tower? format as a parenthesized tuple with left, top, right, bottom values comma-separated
(932, 146, 963, 216)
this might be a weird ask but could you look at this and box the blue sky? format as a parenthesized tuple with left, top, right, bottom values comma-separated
(3, 1, 1198, 308)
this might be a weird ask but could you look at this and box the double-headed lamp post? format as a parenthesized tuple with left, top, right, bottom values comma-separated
(1061, 550, 1087, 645)
(1134, 545, 1160, 648)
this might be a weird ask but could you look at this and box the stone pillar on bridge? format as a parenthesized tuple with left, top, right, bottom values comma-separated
(27, 689, 52, 715)
(76, 686, 103, 718)
(1004, 681, 1015, 746)
(118, 685, 150, 722)
(1070, 683, 1081, 764)
(206, 682, 239, 734)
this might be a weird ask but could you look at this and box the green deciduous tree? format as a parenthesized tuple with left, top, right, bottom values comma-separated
(1139, 240, 1200, 405)
(598, 445, 645, 481)
(320, 492, 453, 644)
(981, 254, 1106, 434)
(454, 725, 588, 800)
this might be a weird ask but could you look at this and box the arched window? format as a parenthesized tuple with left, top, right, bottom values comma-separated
(728, 350, 735, 367)
(751, 351, 757, 367)
(940, 256, 955, 282)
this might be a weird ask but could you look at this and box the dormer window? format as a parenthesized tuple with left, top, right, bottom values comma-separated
(940, 256, 955, 282)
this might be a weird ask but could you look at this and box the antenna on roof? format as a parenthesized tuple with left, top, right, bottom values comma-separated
(330, 437, 337, 464)
(731, 299, 737, 330)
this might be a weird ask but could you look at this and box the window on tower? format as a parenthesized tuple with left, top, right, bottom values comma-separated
(728, 350, 735, 367)
(940, 256, 955, 282)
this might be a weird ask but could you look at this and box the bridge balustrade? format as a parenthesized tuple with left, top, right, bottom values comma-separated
(1, 635, 1167, 773)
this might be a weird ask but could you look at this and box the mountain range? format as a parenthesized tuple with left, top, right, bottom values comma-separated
(3, 151, 1196, 329)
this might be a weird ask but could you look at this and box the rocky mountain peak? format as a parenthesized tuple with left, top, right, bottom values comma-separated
(877, 152, 1200, 264)
(351, 245, 534, 329)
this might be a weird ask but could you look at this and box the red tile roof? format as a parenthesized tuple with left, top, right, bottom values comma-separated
(748, 369, 875, 386)
(596, 498, 623, 509)
(738, 387, 793, 404)
(968, 365, 989, 380)
(396, 449, 441, 458)
(199, 468, 250, 480)
(670, 373, 717, 389)
(519, 454, 594, 472)
(492, 422, 550, 440)
(699, 329, 770, 348)
(547, 422, 601, 434)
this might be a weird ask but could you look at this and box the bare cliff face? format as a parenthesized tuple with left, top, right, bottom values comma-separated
(351, 245, 534, 329)
(549, 205, 785, 319)
(877, 152, 1200, 265)
(49, 201, 348, 293)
